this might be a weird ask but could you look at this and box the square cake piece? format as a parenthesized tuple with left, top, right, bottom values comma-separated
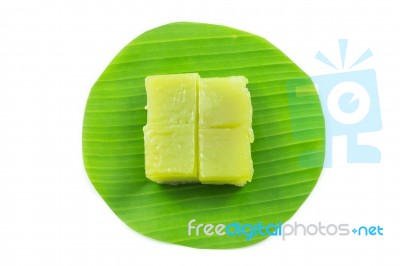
(199, 126, 253, 186)
(144, 125, 198, 183)
(145, 73, 199, 125)
(199, 77, 252, 130)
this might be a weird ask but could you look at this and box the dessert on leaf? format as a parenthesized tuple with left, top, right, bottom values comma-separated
(143, 73, 254, 186)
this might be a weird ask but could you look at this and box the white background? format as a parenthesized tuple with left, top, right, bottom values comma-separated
(1, 0, 399, 265)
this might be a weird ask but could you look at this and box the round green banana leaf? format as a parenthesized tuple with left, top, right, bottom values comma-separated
(82, 22, 325, 249)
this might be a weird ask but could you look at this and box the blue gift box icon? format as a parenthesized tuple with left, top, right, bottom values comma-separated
(313, 69, 382, 167)
(288, 40, 382, 168)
